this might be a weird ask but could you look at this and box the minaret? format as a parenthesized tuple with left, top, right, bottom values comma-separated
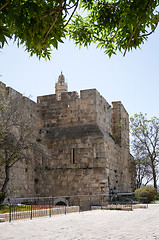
(55, 72, 68, 100)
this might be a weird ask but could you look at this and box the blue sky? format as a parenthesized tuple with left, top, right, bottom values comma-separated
(0, 30, 159, 119)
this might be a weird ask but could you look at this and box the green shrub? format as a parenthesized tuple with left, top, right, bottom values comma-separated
(135, 186, 157, 203)
(155, 193, 159, 200)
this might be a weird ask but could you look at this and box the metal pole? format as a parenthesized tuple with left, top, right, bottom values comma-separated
(49, 198, 51, 217)
(30, 202, 32, 220)
(78, 196, 80, 213)
(9, 199, 11, 222)
(65, 197, 66, 215)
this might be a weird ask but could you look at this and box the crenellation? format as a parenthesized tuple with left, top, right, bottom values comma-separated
(37, 89, 98, 128)
(37, 87, 114, 134)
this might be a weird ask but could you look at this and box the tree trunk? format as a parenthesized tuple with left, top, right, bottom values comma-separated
(1, 164, 10, 192)
(151, 161, 157, 189)
(0, 151, 10, 203)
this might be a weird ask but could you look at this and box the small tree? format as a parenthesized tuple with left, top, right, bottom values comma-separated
(0, 84, 44, 202)
(134, 152, 154, 189)
(130, 113, 159, 189)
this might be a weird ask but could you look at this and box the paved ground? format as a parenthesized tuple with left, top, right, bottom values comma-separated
(0, 204, 159, 240)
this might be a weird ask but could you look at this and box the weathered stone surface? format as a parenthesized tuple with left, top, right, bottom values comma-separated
(35, 74, 136, 199)
(0, 74, 136, 204)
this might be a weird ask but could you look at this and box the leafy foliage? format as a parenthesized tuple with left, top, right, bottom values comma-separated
(135, 186, 157, 203)
(130, 113, 159, 189)
(155, 193, 159, 200)
(0, 0, 159, 59)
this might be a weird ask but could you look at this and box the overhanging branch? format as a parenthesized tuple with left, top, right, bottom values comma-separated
(0, 0, 10, 11)
(64, 0, 79, 27)
(110, 22, 120, 43)
(123, 21, 140, 57)
(139, 20, 159, 38)
(42, 0, 65, 43)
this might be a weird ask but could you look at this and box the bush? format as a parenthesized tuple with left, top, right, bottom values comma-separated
(155, 193, 159, 200)
(135, 186, 157, 203)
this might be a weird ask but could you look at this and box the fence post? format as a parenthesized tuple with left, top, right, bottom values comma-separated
(64, 197, 67, 215)
(30, 202, 32, 220)
(78, 196, 80, 213)
(130, 199, 133, 211)
(49, 198, 51, 217)
(146, 197, 148, 208)
(9, 199, 11, 222)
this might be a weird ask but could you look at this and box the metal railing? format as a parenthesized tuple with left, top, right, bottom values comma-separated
(0, 193, 148, 222)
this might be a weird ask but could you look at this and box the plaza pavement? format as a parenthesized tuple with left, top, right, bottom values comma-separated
(0, 204, 159, 240)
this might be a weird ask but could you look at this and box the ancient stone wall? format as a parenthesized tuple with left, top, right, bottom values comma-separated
(36, 77, 135, 198)
(0, 76, 136, 202)
(0, 82, 37, 199)
(35, 125, 109, 197)
(111, 101, 134, 192)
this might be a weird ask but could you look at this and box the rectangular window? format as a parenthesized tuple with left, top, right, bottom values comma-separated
(71, 148, 75, 164)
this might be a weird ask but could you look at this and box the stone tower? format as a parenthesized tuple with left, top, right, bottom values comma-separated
(55, 72, 68, 100)
(36, 74, 136, 200)
(0, 75, 136, 203)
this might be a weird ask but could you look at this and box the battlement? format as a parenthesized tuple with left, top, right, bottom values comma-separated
(37, 87, 114, 134)
(37, 80, 129, 143)
(0, 77, 129, 148)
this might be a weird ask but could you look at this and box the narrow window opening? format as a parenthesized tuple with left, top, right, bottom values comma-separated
(72, 148, 75, 164)
(71, 148, 75, 164)
(108, 176, 110, 186)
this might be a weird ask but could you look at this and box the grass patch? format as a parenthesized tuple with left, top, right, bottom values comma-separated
(0, 205, 27, 214)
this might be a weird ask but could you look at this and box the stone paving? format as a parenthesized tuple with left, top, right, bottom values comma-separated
(0, 204, 159, 240)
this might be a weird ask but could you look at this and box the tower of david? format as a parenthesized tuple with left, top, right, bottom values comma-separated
(0, 73, 136, 201)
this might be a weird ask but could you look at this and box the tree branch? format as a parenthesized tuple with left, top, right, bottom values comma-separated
(0, 0, 10, 11)
(134, 132, 152, 159)
(110, 22, 120, 43)
(43, 0, 76, 19)
(93, 34, 107, 43)
(64, 0, 79, 27)
(144, 176, 153, 186)
(42, 0, 65, 43)
(66, 3, 77, 10)
(139, 20, 159, 38)
(123, 21, 140, 57)
(123, 0, 152, 56)
(43, 9, 58, 19)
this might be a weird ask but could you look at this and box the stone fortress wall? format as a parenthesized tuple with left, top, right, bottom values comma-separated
(0, 82, 37, 198)
(0, 74, 136, 202)
(35, 73, 135, 198)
